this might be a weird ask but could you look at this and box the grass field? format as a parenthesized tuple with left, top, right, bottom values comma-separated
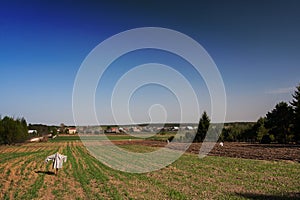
(0, 136, 299, 199)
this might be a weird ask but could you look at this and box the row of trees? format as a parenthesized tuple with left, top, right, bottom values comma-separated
(0, 116, 29, 144)
(0, 119, 74, 145)
(243, 84, 300, 143)
(28, 124, 58, 136)
(196, 83, 300, 144)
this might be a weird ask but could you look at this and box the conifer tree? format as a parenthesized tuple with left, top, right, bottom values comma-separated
(195, 111, 210, 142)
(291, 83, 300, 143)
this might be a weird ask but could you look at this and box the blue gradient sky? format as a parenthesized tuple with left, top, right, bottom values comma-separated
(1, 0, 299, 125)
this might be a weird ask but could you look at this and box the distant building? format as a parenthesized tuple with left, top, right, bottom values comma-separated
(129, 127, 141, 133)
(105, 127, 119, 133)
(29, 137, 43, 142)
(172, 126, 179, 131)
(28, 130, 37, 134)
(68, 128, 77, 134)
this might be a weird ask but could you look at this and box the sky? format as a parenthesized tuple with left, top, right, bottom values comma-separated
(0, 0, 300, 125)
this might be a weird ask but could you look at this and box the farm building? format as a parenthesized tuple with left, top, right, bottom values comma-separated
(68, 128, 77, 134)
(28, 129, 37, 134)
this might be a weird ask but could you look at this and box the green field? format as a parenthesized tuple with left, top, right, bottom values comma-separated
(0, 136, 299, 199)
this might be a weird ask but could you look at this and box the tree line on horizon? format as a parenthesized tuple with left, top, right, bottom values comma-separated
(195, 83, 300, 144)
(0, 116, 29, 144)
(0, 117, 61, 145)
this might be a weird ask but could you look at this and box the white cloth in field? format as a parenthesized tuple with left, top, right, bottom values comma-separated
(45, 152, 67, 169)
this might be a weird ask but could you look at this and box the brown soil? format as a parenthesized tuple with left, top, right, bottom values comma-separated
(113, 140, 300, 162)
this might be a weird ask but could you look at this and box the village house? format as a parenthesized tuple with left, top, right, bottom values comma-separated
(68, 127, 77, 134)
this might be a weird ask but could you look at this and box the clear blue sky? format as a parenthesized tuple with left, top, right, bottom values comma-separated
(1, 0, 299, 125)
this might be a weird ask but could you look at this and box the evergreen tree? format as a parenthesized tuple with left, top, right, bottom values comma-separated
(291, 83, 300, 143)
(0, 116, 29, 144)
(265, 102, 293, 143)
(2, 116, 15, 144)
(0, 116, 4, 144)
(195, 111, 210, 142)
(254, 117, 269, 143)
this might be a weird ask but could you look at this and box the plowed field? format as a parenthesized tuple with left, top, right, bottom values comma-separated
(0, 140, 299, 199)
(114, 140, 300, 162)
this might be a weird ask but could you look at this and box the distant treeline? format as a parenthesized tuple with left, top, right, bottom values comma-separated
(28, 124, 58, 136)
(198, 83, 300, 144)
(0, 119, 64, 145)
(0, 116, 28, 144)
(172, 83, 300, 144)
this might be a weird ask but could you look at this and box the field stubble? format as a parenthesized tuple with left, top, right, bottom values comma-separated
(0, 139, 299, 199)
